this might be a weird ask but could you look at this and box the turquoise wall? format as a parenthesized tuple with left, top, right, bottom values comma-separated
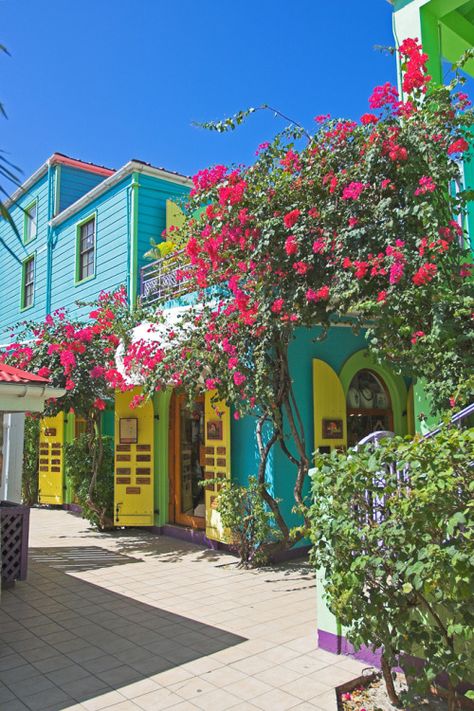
(50, 176, 131, 319)
(0, 171, 51, 338)
(58, 165, 107, 214)
(136, 174, 189, 275)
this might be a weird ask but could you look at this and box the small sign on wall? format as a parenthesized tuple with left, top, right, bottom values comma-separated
(206, 420, 223, 441)
(322, 418, 343, 439)
(119, 417, 138, 444)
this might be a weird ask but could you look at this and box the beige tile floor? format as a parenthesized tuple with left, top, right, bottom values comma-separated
(0, 509, 367, 710)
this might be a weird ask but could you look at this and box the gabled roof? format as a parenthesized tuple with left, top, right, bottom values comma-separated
(0, 362, 50, 384)
(5, 152, 116, 209)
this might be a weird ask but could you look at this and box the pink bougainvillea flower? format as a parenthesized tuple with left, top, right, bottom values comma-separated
(414, 175, 436, 196)
(293, 261, 309, 275)
(233, 371, 246, 386)
(283, 209, 301, 229)
(411, 330, 426, 344)
(205, 378, 219, 390)
(130, 394, 144, 409)
(412, 262, 437, 285)
(285, 235, 298, 256)
(342, 182, 365, 200)
(93, 398, 106, 411)
(312, 238, 325, 253)
(65, 379, 75, 391)
(368, 82, 398, 109)
(271, 298, 285, 313)
(306, 286, 330, 302)
(37, 366, 50, 378)
(447, 137, 469, 155)
(377, 291, 387, 303)
(360, 113, 378, 125)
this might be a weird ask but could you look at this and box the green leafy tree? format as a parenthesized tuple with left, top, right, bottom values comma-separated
(310, 426, 474, 710)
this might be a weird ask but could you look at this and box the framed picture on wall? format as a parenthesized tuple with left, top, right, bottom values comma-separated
(206, 420, 223, 441)
(322, 419, 343, 439)
(119, 417, 138, 444)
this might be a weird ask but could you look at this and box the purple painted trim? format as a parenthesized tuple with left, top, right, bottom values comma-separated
(318, 629, 382, 668)
(62, 503, 82, 514)
(150, 525, 225, 550)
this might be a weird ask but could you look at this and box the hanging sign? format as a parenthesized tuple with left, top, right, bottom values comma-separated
(322, 418, 344, 439)
(119, 417, 138, 444)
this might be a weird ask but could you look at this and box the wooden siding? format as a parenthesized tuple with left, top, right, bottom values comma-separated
(58, 165, 108, 214)
(136, 173, 189, 276)
(0, 172, 50, 339)
(50, 177, 131, 319)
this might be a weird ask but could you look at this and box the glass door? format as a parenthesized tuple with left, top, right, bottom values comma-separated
(172, 394, 206, 528)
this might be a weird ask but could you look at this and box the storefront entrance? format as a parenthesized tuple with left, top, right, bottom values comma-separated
(169, 393, 206, 529)
(346, 369, 393, 447)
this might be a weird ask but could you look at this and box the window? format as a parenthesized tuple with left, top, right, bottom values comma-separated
(22, 256, 35, 309)
(24, 201, 37, 243)
(77, 217, 95, 282)
(346, 369, 393, 447)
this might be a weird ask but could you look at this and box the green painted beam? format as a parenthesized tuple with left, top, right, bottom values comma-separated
(420, 7, 444, 83)
(441, 10, 474, 75)
(429, 0, 471, 18)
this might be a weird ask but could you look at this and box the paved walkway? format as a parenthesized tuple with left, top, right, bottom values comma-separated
(0, 509, 366, 711)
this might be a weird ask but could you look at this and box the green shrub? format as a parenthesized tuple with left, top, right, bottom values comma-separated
(213, 476, 280, 567)
(64, 434, 114, 530)
(310, 426, 474, 709)
(22, 416, 40, 506)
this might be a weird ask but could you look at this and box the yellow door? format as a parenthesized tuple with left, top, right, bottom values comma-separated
(38, 413, 65, 504)
(313, 360, 347, 453)
(114, 388, 155, 526)
(204, 391, 231, 541)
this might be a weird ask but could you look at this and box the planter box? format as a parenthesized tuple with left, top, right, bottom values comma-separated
(0, 501, 30, 587)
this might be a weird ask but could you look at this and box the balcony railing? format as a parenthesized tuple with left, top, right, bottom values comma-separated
(140, 249, 193, 305)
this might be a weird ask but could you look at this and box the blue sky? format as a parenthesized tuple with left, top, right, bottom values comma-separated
(2, 1, 396, 183)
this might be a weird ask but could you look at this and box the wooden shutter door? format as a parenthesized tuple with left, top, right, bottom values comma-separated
(204, 391, 231, 541)
(38, 412, 65, 504)
(114, 388, 154, 526)
(313, 359, 347, 453)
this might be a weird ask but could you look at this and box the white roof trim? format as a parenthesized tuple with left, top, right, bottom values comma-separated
(51, 161, 192, 227)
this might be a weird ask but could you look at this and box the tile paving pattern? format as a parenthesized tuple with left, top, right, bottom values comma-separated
(0, 509, 367, 710)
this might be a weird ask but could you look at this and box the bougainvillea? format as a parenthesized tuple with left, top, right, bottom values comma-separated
(3, 287, 134, 526)
(116, 39, 474, 547)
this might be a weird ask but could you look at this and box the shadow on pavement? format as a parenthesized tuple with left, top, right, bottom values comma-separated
(0, 546, 246, 710)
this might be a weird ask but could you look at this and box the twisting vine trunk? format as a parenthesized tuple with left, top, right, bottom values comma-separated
(86, 412, 112, 530)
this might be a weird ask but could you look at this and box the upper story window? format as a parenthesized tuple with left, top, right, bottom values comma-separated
(22, 255, 35, 309)
(24, 200, 37, 243)
(77, 217, 95, 282)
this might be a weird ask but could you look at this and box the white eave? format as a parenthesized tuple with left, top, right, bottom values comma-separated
(50, 161, 193, 228)
(5, 163, 49, 209)
(0, 382, 66, 413)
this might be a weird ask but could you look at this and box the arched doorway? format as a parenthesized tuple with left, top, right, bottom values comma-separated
(169, 393, 206, 528)
(346, 369, 393, 447)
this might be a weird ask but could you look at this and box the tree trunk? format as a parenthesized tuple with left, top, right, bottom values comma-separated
(381, 651, 400, 706)
(86, 413, 113, 530)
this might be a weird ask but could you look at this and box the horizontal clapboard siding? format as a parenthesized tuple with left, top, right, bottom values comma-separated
(50, 177, 131, 319)
(0, 172, 50, 339)
(58, 166, 108, 213)
(137, 174, 189, 275)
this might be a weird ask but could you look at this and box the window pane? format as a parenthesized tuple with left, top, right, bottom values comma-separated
(23, 257, 34, 307)
(79, 219, 95, 280)
(26, 203, 37, 241)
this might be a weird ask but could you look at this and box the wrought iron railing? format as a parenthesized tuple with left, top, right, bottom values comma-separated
(140, 249, 193, 305)
(353, 403, 473, 526)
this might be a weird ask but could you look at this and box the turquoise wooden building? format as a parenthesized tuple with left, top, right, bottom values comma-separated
(0, 152, 191, 507)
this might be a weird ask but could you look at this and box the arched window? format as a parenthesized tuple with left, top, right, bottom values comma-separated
(346, 369, 393, 446)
